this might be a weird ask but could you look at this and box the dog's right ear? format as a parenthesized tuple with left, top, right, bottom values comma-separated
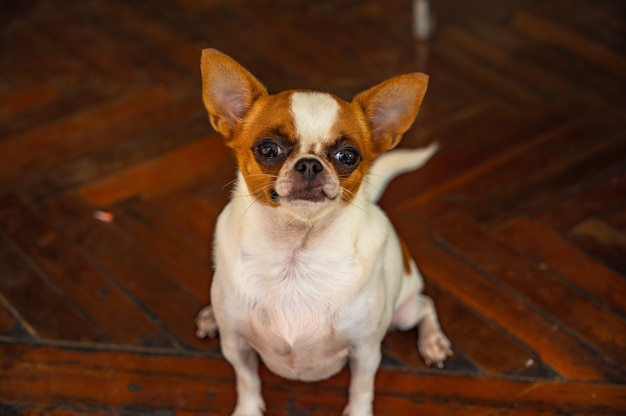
(200, 49, 267, 138)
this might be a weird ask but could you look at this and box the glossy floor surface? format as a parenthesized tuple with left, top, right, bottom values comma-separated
(0, 0, 625, 414)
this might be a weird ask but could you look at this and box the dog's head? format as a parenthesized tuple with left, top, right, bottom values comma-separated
(200, 49, 428, 220)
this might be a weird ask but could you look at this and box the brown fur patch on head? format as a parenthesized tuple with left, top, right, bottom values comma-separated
(352, 73, 429, 154)
(330, 98, 376, 203)
(231, 90, 381, 207)
(200, 49, 267, 139)
(229, 91, 298, 206)
(200, 49, 429, 209)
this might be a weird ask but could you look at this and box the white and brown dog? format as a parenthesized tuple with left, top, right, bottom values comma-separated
(195, 49, 451, 416)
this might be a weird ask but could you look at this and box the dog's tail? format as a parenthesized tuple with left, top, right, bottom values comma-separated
(363, 142, 438, 203)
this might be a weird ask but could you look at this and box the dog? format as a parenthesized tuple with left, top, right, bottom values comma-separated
(195, 48, 451, 416)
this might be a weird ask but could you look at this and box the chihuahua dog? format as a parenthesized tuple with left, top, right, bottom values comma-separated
(195, 49, 451, 416)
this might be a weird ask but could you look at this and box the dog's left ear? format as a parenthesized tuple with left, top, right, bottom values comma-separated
(200, 48, 267, 138)
(353, 73, 428, 152)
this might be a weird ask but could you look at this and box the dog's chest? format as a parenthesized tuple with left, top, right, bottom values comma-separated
(240, 243, 358, 327)
(235, 242, 361, 380)
(238, 227, 360, 307)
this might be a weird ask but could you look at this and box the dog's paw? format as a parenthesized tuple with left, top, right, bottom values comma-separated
(195, 305, 218, 338)
(418, 331, 452, 368)
(232, 397, 266, 416)
(231, 409, 264, 416)
(342, 402, 373, 416)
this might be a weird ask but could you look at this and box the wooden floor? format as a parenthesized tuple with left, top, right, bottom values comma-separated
(1, 0, 625, 414)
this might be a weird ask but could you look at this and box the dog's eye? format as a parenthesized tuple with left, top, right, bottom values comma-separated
(334, 148, 360, 167)
(255, 141, 283, 159)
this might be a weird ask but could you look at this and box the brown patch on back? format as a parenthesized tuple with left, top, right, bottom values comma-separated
(399, 236, 413, 276)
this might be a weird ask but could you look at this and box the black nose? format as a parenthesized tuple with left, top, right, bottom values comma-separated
(295, 158, 323, 181)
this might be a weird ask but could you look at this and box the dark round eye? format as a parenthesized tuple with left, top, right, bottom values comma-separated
(334, 148, 360, 167)
(255, 140, 283, 159)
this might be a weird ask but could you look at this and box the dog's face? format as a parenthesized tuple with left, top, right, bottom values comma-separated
(200, 49, 428, 218)
(227, 90, 375, 214)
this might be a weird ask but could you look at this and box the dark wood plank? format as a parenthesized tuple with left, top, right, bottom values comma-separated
(22, 95, 208, 204)
(79, 136, 225, 207)
(434, 214, 626, 371)
(432, 41, 543, 108)
(43, 192, 217, 352)
(403, 219, 621, 380)
(401, 113, 626, 227)
(32, 3, 145, 86)
(425, 280, 553, 378)
(513, 10, 626, 80)
(0, 83, 58, 119)
(535, 170, 626, 233)
(395, 109, 573, 217)
(569, 218, 626, 275)
(1, 342, 624, 415)
(382, 278, 553, 378)
(0, 87, 111, 141)
(0, 192, 174, 348)
(1, 0, 625, 413)
(0, 230, 104, 343)
(0, 86, 172, 187)
(104, 2, 202, 76)
(603, 204, 626, 233)
(3, 404, 112, 416)
(166, 196, 221, 251)
(114, 197, 213, 299)
(497, 216, 626, 317)
(467, 115, 626, 225)
(0, 18, 91, 91)
(473, 130, 626, 228)
(453, 15, 608, 107)
(437, 24, 603, 107)
(0, 300, 25, 338)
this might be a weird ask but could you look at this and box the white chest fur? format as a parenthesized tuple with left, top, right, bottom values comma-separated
(239, 245, 357, 380)
(238, 212, 359, 323)
(212, 191, 391, 381)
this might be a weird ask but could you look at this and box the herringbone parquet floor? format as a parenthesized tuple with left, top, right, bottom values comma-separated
(1, 0, 625, 414)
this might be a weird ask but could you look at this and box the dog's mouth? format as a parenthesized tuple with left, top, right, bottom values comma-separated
(289, 187, 327, 202)
(271, 187, 331, 204)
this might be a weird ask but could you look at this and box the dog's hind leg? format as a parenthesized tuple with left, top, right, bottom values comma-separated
(392, 290, 452, 367)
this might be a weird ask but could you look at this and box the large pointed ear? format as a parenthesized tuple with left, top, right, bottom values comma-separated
(200, 49, 267, 138)
(353, 73, 428, 152)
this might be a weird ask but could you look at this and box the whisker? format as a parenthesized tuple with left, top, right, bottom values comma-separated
(243, 173, 279, 180)
(231, 184, 274, 200)
(240, 194, 263, 220)
(236, 183, 277, 220)
(365, 173, 385, 179)
(221, 177, 240, 191)
(338, 174, 386, 195)
(339, 187, 366, 213)
(224, 172, 278, 200)
(221, 173, 277, 192)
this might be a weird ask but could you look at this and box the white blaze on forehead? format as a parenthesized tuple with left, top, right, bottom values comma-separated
(290, 92, 340, 152)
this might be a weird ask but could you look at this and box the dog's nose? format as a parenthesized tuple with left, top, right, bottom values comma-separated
(295, 158, 323, 181)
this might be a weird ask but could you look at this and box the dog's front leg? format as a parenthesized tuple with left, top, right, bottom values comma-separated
(220, 332, 266, 416)
(343, 342, 381, 416)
